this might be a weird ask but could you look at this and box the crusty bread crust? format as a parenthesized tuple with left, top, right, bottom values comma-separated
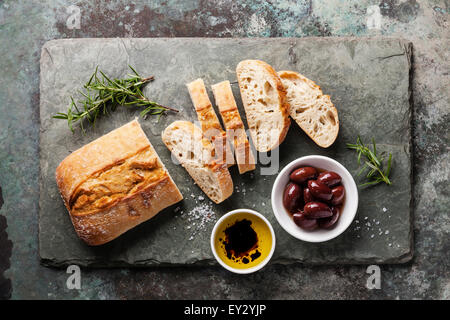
(211, 80, 256, 174)
(162, 120, 233, 204)
(70, 176, 182, 245)
(56, 120, 150, 205)
(236, 60, 291, 152)
(187, 78, 235, 167)
(55, 120, 183, 246)
(278, 70, 339, 148)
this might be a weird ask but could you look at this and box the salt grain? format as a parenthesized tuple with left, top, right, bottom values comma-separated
(181, 203, 216, 241)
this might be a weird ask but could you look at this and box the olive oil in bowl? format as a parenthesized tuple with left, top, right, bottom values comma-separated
(211, 209, 275, 273)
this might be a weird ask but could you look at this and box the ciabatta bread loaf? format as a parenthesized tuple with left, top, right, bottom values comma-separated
(236, 60, 290, 152)
(278, 70, 339, 148)
(211, 80, 256, 174)
(55, 120, 183, 246)
(187, 78, 235, 167)
(162, 120, 233, 204)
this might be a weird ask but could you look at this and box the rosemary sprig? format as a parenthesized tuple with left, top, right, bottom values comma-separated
(347, 136, 393, 187)
(53, 65, 178, 132)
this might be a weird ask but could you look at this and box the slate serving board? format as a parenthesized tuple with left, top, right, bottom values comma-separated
(39, 37, 413, 267)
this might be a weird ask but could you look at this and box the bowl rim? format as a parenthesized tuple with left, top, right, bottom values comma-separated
(210, 208, 276, 274)
(271, 155, 359, 243)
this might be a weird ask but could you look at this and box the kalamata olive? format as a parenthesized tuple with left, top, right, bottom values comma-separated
(317, 171, 342, 187)
(307, 180, 332, 201)
(304, 201, 333, 219)
(294, 215, 318, 231)
(292, 211, 306, 225)
(318, 206, 340, 229)
(283, 182, 302, 213)
(303, 187, 314, 203)
(290, 167, 318, 184)
(331, 185, 345, 206)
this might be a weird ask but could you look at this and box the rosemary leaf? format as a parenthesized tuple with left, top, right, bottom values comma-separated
(347, 136, 393, 187)
(52, 65, 178, 132)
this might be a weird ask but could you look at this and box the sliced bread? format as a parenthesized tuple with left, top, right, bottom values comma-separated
(162, 120, 233, 204)
(278, 70, 339, 148)
(186, 78, 235, 167)
(236, 60, 291, 152)
(211, 80, 256, 174)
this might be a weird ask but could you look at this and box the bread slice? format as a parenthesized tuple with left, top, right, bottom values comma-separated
(236, 60, 291, 152)
(55, 120, 183, 246)
(162, 120, 233, 204)
(186, 78, 235, 167)
(278, 70, 339, 148)
(211, 80, 256, 174)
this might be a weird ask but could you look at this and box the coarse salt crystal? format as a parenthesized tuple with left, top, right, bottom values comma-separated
(181, 204, 216, 241)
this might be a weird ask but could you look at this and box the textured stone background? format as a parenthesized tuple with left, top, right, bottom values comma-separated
(0, 0, 448, 299)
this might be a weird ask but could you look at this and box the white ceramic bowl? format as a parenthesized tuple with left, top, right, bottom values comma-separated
(271, 155, 358, 242)
(210, 209, 276, 274)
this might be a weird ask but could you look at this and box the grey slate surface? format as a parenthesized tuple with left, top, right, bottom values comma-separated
(39, 37, 413, 267)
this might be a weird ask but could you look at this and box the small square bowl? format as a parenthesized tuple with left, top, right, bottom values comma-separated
(271, 155, 358, 242)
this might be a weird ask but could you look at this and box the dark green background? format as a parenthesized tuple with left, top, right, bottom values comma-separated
(0, 0, 448, 299)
